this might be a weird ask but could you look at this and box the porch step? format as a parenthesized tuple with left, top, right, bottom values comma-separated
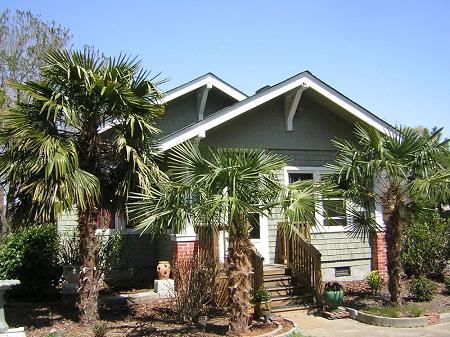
(263, 275, 292, 288)
(262, 264, 315, 313)
(270, 294, 314, 307)
(262, 265, 287, 277)
(266, 285, 303, 297)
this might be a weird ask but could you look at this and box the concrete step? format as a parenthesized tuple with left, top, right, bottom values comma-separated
(270, 294, 314, 307)
(271, 303, 318, 314)
(263, 275, 293, 288)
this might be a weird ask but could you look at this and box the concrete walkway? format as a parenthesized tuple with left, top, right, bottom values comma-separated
(283, 312, 450, 337)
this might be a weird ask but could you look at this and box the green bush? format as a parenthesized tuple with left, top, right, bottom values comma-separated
(252, 287, 271, 303)
(0, 224, 60, 297)
(93, 323, 108, 337)
(409, 275, 437, 302)
(401, 213, 449, 278)
(366, 270, 382, 294)
(445, 276, 450, 294)
(407, 304, 424, 317)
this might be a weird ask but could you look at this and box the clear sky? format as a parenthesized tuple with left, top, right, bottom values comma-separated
(3, 0, 450, 136)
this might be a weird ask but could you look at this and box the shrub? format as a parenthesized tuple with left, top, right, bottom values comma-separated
(401, 213, 449, 278)
(362, 306, 400, 318)
(58, 229, 81, 266)
(96, 229, 123, 278)
(409, 275, 437, 302)
(59, 228, 123, 278)
(46, 330, 63, 337)
(93, 323, 108, 337)
(407, 304, 424, 317)
(171, 255, 219, 323)
(252, 287, 270, 303)
(366, 270, 382, 294)
(444, 276, 450, 294)
(0, 224, 60, 297)
(324, 282, 343, 291)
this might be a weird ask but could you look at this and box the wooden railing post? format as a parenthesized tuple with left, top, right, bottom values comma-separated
(249, 244, 264, 292)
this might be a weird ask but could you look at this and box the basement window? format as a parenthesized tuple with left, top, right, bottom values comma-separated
(335, 266, 351, 277)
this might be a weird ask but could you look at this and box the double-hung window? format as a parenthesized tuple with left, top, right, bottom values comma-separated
(284, 166, 348, 232)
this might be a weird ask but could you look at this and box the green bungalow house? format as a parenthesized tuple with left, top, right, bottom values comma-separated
(58, 71, 390, 304)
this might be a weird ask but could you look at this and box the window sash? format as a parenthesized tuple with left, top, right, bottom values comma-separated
(284, 166, 349, 232)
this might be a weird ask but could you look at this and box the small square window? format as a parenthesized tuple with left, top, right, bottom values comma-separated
(335, 266, 351, 277)
(323, 199, 347, 227)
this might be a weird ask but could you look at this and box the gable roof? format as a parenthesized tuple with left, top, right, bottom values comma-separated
(159, 71, 395, 151)
(99, 73, 246, 133)
(164, 72, 248, 103)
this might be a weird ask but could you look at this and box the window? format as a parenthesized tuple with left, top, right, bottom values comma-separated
(323, 199, 347, 227)
(248, 213, 261, 239)
(284, 166, 349, 232)
(335, 266, 351, 277)
(288, 172, 314, 183)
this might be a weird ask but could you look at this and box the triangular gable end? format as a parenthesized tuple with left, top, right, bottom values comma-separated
(163, 72, 247, 104)
(99, 73, 247, 133)
(160, 71, 395, 151)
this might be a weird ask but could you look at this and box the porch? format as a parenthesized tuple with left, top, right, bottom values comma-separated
(211, 228, 323, 313)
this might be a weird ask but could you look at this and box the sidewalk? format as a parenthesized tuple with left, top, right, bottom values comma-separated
(283, 311, 450, 337)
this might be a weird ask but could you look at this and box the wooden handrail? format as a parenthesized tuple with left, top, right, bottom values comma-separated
(249, 243, 264, 292)
(286, 231, 323, 307)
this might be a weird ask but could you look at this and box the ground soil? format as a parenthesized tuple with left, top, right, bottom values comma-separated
(5, 300, 292, 337)
(342, 278, 450, 317)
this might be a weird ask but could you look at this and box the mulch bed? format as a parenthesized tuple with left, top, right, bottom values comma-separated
(99, 287, 154, 296)
(341, 278, 450, 317)
(5, 300, 291, 337)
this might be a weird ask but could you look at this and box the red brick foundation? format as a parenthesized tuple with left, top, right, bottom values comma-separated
(372, 231, 388, 280)
(172, 240, 198, 264)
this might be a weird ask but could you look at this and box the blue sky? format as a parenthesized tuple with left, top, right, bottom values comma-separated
(3, 1, 450, 136)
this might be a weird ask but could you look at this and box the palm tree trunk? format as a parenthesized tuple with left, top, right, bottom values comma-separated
(226, 231, 252, 336)
(0, 185, 5, 235)
(78, 207, 99, 324)
(383, 202, 403, 305)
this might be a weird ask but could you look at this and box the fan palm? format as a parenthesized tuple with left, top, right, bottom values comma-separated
(0, 49, 164, 322)
(327, 124, 450, 305)
(129, 141, 286, 335)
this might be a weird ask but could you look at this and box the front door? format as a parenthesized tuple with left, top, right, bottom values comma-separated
(218, 214, 270, 263)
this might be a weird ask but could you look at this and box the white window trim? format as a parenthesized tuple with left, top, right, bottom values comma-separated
(283, 166, 348, 233)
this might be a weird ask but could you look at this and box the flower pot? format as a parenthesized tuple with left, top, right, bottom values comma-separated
(324, 289, 344, 310)
(254, 300, 271, 318)
(156, 261, 171, 280)
(62, 265, 80, 294)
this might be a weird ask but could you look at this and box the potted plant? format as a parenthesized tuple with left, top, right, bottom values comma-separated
(252, 287, 271, 318)
(323, 282, 344, 310)
(59, 231, 81, 294)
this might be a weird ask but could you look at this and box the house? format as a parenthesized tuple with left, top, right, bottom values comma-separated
(58, 71, 390, 288)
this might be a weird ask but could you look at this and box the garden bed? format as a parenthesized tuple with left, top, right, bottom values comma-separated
(342, 279, 450, 318)
(5, 301, 295, 337)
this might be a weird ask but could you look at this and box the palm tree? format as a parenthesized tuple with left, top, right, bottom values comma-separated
(0, 49, 164, 322)
(129, 141, 286, 335)
(328, 124, 450, 305)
